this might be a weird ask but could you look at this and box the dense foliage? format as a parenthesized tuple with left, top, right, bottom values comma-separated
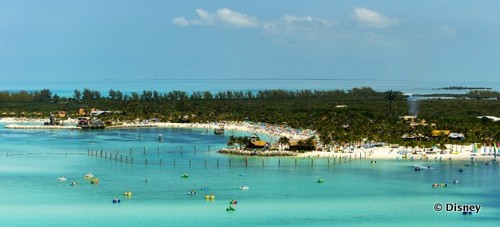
(1, 87, 499, 146)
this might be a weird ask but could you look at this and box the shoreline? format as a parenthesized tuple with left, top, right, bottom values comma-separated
(2, 117, 497, 161)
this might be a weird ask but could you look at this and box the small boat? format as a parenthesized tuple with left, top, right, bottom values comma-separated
(214, 128, 224, 135)
(124, 191, 132, 197)
(205, 194, 215, 200)
(181, 173, 189, 178)
(229, 199, 238, 205)
(239, 186, 250, 190)
(316, 179, 325, 183)
(113, 198, 121, 204)
(187, 190, 197, 195)
(199, 186, 209, 190)
(90, 177, 99, 184)
(58, 176, 67, 182)
(143, 178, 150, 182)
(84, 173, 94, 178)
(226, 206, 236, 212)
(70, 182, 78, 186)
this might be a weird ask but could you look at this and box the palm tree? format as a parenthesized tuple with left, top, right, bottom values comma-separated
(278, 136, 290, 151)
(384, 90, 397, 117)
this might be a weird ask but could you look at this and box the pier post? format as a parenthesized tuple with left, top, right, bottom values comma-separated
(180, 146, 183, 155)
(204, 159, 207, 167)
(229, 159, 232, 167)
(145, 158, 148, 165)
(194, 145, 196, 155)
(245, 158, 248, 167)
(87, 149, 89, 155)
(143, 147, 146, 155)
(328, 158, 330, 166)
(100, 149, 103, 158)
(339, 156, 341, 164)
(262, 158, 264, 167)
(189, 159, 192, 167)
(126, 156, 128, 163)
(130, 148, 132, 156)
(295, 159, 297, 167)
(115, 153, 118, 161)
(279, 159, 281, 167)
(311, 159, 314, 166)
(174, 158, 176, 166)
(157, 146, 159, 156)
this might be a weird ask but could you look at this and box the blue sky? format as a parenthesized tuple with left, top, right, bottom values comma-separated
(1, 0, 499, 85)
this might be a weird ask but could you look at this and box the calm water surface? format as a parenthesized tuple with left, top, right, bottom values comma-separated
(0, 124, 499, 226)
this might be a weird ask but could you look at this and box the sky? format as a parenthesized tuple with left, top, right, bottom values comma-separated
(0, 0, 499, 86)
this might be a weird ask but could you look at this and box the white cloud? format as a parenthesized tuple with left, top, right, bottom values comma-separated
(263, 15, 333, 33)
(353, 7, 399, 28)
(172, 17, 190, 27)
(173, 8, 259, 28)
(216, 8, 259, 28)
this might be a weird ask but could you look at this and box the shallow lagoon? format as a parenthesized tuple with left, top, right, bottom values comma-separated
(0, 125, 499, 226)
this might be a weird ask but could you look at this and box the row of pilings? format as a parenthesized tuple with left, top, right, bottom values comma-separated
(86, 146, 368, 167)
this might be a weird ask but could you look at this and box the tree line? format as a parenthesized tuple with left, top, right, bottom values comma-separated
(0, 87, 498, 146)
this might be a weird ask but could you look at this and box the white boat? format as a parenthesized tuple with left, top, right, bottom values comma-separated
(58, 176, 67, 182)
(239, 186, 250, 190)
(84, 173, 94, 178)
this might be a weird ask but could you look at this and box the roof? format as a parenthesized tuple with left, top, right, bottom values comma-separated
(431, 130, 450, 137)
(251, 141, 268, 147)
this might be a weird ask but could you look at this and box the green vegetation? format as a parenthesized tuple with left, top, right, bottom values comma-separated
(0, 87, 499, 147)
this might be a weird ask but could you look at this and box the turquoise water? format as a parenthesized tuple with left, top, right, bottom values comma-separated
(1, 124, 499, 226)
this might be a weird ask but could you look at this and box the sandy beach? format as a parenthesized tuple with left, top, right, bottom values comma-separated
(298, 145, 498, 161)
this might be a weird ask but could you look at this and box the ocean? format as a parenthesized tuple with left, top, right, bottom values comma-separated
(1, 124, 499, 226)
(1, 78, 498, 97)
